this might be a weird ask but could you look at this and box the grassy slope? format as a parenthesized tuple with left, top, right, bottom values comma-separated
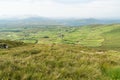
(0, 40, 25, 48)
(0, 43, 120, 80)
(102, 27, 120, 48)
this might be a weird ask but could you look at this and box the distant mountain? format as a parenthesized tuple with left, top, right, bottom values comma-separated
(0, 17, 120, 26)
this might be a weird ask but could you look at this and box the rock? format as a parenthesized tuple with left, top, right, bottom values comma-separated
(0, 43, 9, 49)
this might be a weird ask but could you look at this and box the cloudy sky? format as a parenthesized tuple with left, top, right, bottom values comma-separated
(0, 0, 120, 19)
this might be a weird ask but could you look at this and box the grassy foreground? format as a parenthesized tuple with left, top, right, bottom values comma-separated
(0, 43, 120, 80)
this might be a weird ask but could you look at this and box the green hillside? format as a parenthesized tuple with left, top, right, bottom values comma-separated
(0, 24, 120, 48)
(102, 27, 120, 48)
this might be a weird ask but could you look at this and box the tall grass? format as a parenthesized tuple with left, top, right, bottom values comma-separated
(0, 43, 120, 80)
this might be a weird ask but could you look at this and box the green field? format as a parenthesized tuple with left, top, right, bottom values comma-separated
(0, 24, 120, 80)
(0, 24, 120, 48)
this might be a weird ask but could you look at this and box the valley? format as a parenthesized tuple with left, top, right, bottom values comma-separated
(0, 24, 120, 49)
(0, 23, 120, 80)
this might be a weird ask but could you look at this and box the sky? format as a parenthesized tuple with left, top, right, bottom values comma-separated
(0, 0, 120, 19)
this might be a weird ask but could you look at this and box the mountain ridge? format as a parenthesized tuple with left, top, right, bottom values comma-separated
(0, 17, 120, 26)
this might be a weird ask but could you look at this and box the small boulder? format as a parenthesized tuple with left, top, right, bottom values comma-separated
(0, 43, 9, 49)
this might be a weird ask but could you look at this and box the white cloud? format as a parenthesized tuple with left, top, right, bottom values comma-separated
(0, 0, 120, 19)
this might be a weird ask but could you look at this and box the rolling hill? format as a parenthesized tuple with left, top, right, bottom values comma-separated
(0, 23, 120, 49)
(0, 20, 120, 80)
